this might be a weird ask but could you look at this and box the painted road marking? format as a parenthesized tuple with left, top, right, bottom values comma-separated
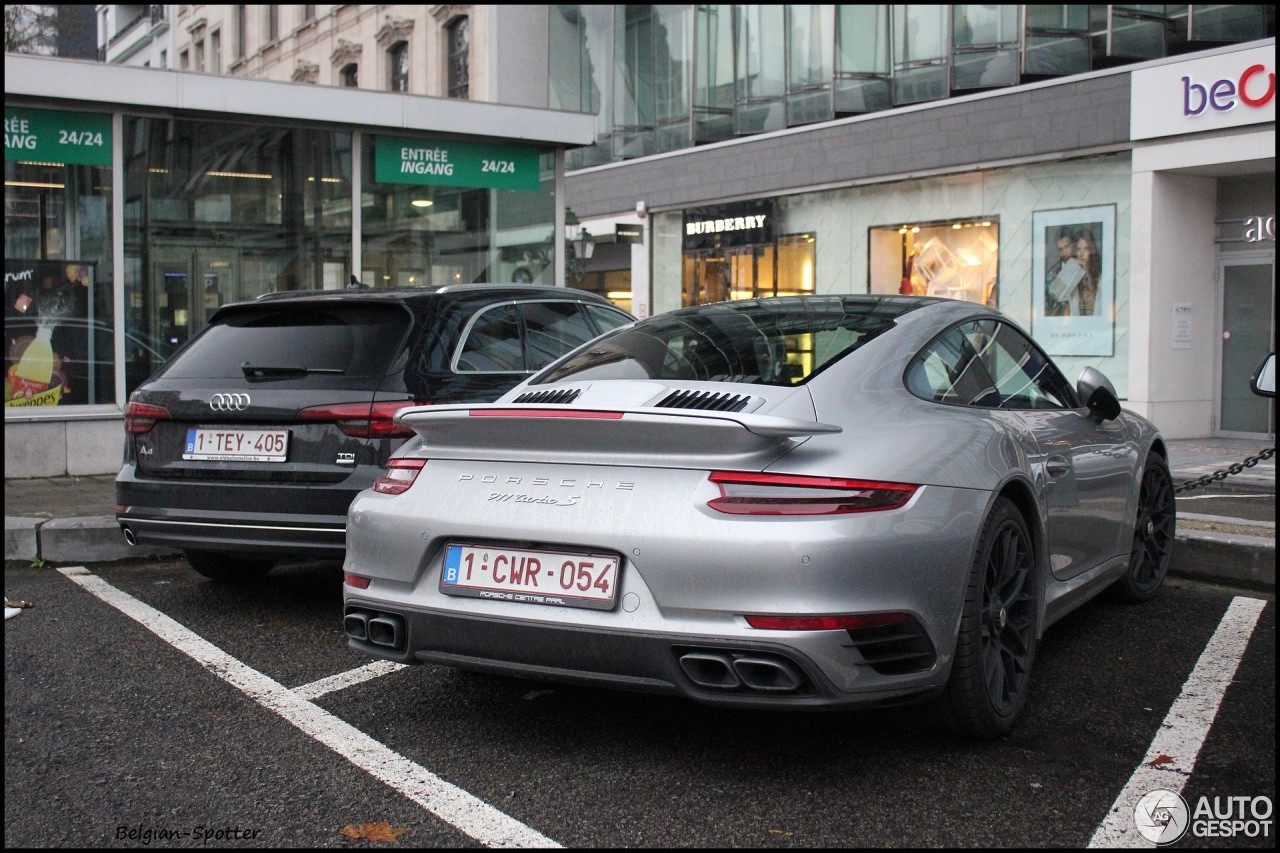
(1088, 595, 1268, 847)
(293, 660, 408, 700)
(58, 566, 560, 849)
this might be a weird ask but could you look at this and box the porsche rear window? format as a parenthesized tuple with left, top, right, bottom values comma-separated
(533, 296, 929, 387)
(159, 303, 411, 383)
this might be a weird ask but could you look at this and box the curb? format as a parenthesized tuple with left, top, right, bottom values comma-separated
(4, 513, 1274, 592)
(1171, 529, 1275, 592)
(5, 516, 178, 563)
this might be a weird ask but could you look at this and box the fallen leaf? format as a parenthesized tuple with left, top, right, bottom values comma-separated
(339, 821, 410, 842)
(1147, 754, 1175, 767)
(767, 829, 795, 837)
(5, 599, 35, 609)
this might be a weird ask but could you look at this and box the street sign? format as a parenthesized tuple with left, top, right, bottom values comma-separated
(5, 107, 112, 167)
(375, 136, 541, 191)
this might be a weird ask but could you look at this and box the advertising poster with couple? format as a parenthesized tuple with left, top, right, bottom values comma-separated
(1031, 205, 1116, 357)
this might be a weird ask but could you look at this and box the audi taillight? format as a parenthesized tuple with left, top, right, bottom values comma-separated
(707, 471, 917, 515)
(299, 401, 425, 438)
(124, 402, 171, 434)
(372, 458, 426, 495)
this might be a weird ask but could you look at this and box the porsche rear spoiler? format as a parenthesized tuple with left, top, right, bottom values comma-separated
(396, 404, 841, 466)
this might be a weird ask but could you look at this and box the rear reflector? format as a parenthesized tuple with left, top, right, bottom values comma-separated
(344, 573, 371, 589)
(708, 471, 917, 515)
(372, 458, 426, 495)
(124, 402, 171, 434)
(745, 613, 915, 631)
(470, 408, 623, 419)
(299, 401, 425, 438)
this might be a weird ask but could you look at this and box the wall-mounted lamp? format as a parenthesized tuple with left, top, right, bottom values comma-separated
(572, 226, 595, 260)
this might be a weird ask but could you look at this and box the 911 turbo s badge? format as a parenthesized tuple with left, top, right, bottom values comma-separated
(488, 492, 580, 507)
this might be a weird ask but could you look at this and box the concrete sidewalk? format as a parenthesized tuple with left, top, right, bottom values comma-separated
(4, 437, 1275, 590)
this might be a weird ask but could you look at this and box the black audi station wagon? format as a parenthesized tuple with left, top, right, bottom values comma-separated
(116, 284, 634, 582)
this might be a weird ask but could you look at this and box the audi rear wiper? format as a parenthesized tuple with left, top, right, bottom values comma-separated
(241, 363, 345, 379)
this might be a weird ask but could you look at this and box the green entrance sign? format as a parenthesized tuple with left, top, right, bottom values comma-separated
(375, 136, 541, 191)
(5, 107, 112, 167)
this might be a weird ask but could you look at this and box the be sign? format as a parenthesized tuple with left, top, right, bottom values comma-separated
(1183, 63, 1275, 115)
(1130, 46, 1275, 141)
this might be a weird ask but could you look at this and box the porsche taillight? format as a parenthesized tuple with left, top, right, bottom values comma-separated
(299, 401, 425, 438)
(372, 458, 426, 495)
(707, 471, 917, 515)
(744, 612, 915, 630)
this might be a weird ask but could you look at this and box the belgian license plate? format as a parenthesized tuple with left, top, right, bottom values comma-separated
(183, 428, 289, 462)
(441, 543, 620, 610)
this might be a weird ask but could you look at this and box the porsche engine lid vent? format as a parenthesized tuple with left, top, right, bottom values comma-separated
(655, 390, 752, 412)
(513, 388, 582, 405)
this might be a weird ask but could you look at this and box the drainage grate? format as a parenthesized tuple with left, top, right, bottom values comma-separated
(655, 390, 751, 412)
(512, 388, 581, 405)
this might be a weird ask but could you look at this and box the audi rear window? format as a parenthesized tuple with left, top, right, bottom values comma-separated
(159, 303, 411, 382)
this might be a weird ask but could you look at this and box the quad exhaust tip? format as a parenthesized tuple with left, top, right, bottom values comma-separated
(678, 650, 807, 694)
(343, 609, 406, 652)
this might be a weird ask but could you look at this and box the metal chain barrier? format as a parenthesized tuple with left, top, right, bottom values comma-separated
(1174, 446, 1275, 493)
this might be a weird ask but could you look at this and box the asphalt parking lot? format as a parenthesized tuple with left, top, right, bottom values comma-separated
(4, 555, 1274, 848)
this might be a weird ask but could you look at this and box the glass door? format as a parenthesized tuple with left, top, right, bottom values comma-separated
(681, 237, 814, 306)
(1218, 257, 1275, 437)
(151, 246, 193, 351)
(151, 246, 242, 350)
(198, 247, 240, 323)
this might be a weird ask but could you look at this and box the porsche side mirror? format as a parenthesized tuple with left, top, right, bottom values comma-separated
(1251, 352, 1275, 398)
(1077, 367, 1121, 422)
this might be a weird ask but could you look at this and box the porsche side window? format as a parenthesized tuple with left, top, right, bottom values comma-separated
(908, 321, 1073, 410)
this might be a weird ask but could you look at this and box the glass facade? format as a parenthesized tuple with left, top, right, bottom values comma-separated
(5, 108, 116, 409)
(652, 155, 1135, 395)
(360, 142, 557, 289)
(123, 118, 353, 358)
(6, 107, 566, 416)
(552, 4, 1275, 166)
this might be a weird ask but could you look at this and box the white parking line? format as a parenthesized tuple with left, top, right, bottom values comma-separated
(1088, 595, 1268, 848)
(293, 660, 408, 701)
(57, 567, 560, 849)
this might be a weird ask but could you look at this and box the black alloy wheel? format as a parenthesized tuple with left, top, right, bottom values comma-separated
(1112, 452, 1175, 603)
(939, 496, 1037, 738)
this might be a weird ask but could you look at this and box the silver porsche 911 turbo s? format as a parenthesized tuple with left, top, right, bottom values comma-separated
(342, 295, 1174, 738)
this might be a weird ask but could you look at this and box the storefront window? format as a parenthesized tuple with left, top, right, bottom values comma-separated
(5, 107, 116, 409)
(869, 218, 999, 306)
(680, 200, 814, 307)
(122, 117, 352, 380)
(361, 137, 556, 289)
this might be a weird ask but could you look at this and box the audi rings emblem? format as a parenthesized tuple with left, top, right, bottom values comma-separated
(209, 393, 251, 412)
